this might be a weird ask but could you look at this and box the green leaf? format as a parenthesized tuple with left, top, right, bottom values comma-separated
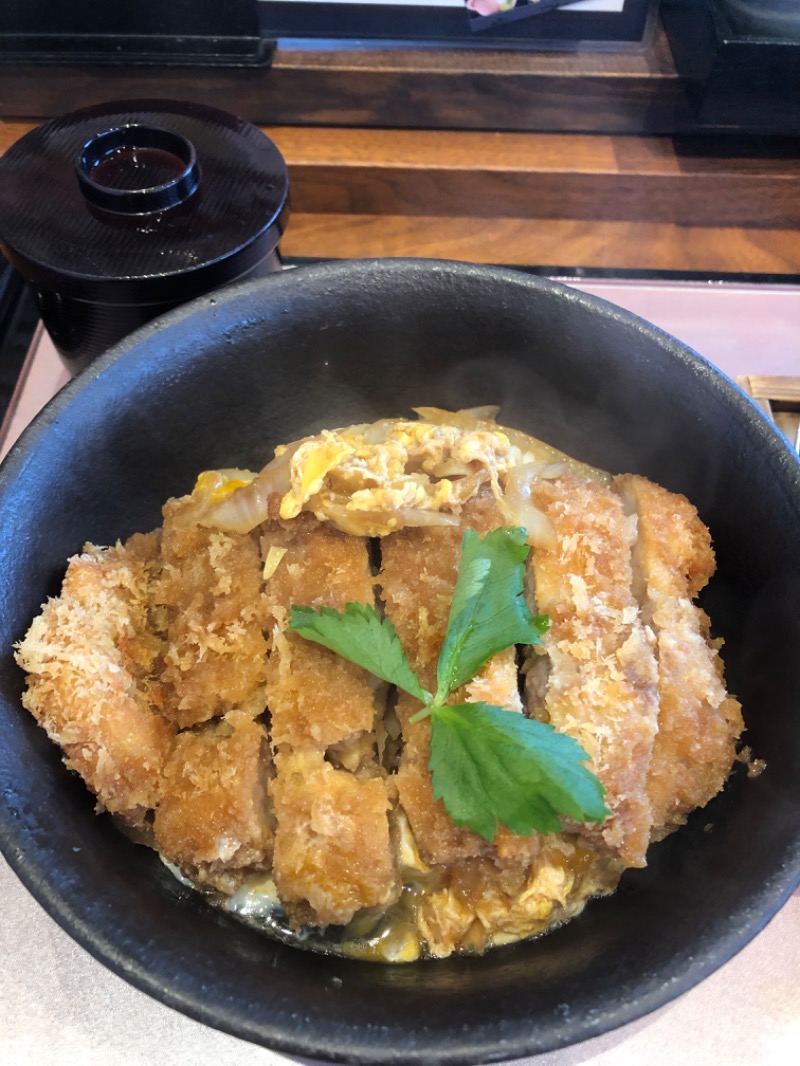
(428, 702, 610, 842)
(289, 602, 431, 704)
(435, 527, 549, 702)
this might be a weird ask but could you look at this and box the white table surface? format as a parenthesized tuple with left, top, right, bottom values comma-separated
(2, 277, 799, 1066)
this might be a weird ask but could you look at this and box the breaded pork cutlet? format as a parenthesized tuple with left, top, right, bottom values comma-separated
(156, 499, 268, 729)
(14, 409, 747, 960)
(153, 711, 274, 894)
(382, 492, 618, 957)
(381, 493, 524, 868)
(127, 497, 278, 887)
(261, 513, 400, 927)
(615, 474, 743, 838)
(525, 472, 660, 868)
(260, 513, 381, 753)
(15, 535, 174, 826)
(268, 748, 398, 928)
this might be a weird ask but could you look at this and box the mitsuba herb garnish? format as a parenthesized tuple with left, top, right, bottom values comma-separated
(289, 526, 610, 842)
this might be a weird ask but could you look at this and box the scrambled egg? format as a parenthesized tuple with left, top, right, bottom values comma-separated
(279, 420, 513, 528)
(183, 408, 608, 544)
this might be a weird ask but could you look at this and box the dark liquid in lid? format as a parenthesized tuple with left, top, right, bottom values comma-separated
(90, 146, 188, 192)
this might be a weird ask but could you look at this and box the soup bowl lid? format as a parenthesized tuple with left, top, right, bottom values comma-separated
(0, 99, 289, 304)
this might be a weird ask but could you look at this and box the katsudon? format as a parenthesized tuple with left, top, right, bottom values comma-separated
(14, 408, 744, 960)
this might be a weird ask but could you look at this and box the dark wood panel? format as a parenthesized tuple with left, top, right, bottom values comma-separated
(288, 165, 799, 227)
(282, 214, 800, 274)
(273, 126, 800, 230)
(0, 26, 689, 135)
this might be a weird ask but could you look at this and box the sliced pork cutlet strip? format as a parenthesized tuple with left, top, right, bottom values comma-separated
(156, 498, 268, 729)
(381, 493, 537, 868)
(260, 513, 382, 754)
(614, 474, 743, 838)
(270, 749, 399, 927)
(153, 711, 274, 894)
(14, 533, 175, 825)
(260, 513, 399, 925)
(525, 473, 660, 868)
(388, 692, 489, 867)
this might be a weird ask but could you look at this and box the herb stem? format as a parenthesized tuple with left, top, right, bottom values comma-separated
(409, 703, 435, 724)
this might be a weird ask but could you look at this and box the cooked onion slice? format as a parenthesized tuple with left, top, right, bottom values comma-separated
(178, 440, 306, 533)
(323, 504, 460, 538)
(263, 545, 288, 580)
(499, 462, 557, 550)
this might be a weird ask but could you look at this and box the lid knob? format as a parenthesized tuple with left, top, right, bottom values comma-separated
(75, 124, 200, 215)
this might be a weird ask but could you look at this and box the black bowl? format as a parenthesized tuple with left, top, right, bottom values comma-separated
(1, 259, 799, 1065)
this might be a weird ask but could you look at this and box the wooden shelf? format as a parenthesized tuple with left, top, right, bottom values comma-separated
(0, 23, 686, 135)
(2, 40, 799, 277)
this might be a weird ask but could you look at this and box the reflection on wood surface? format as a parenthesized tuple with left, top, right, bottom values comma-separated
(737, 375, 800, 453)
